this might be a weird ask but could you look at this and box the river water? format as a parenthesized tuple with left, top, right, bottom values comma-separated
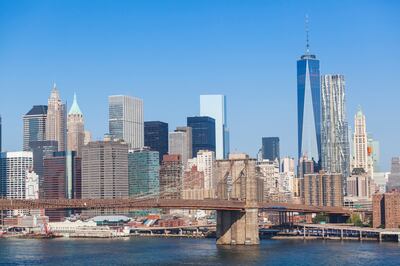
(0, 237, 399, 265)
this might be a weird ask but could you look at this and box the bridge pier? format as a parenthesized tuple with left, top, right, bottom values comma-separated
(216, 208, 259, 245)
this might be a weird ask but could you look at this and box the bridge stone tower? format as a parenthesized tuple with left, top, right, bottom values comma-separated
(215, 153, 262, 245)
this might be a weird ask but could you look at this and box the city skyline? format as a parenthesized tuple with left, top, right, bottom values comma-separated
(0, 1, 399, 170)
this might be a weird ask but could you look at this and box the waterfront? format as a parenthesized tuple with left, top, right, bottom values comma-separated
(0, 238, 399, 265)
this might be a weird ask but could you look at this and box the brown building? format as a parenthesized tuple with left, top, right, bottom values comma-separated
(182, 165, 204, 200)
(303, 171, 343, 207)
(159, 154, 183, 199)
(81, 139, 129, 199)
(43, 151, 81, 221)
(373, 192, 400, 229)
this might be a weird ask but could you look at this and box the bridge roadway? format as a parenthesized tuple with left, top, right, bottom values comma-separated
(0, 198, 351, 215)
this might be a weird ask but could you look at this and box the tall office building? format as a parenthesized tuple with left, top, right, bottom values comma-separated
(43, 151, 81, 221)
(109, 95, 144, 149)
(67, 94, 85, 156)
(321, 75, 350, 180)
(261, 137, 280, 161)
(196, 150, 216, 198)
(169, 127, 192, 167)
(352, 108, 370, 173)
(29, 140, 58, 198)
(159, 154, 183, 199)
(297, 28, 321, 166)
(46, 84, 67, 151)
(387, 157, 400, 191)
(82, 139, 129, 199)
(200, 95, 229, 159)
(0, 151, 33, 199)
(23, 105, 48, 151)
(0, 115, 2, 152)
(187, 116, 216, 156)
(144, 121, 168, 162)
(128, 148, 160, 197)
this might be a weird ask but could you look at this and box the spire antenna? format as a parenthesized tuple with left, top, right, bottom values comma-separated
(305, 14, 310, 54)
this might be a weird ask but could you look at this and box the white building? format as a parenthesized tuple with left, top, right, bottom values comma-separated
(25, 170, 39, 200)
(352, 108, 371, 174)
(200, 95, 229, 159)
(109, 95, 144, 149)
(196, 150, 216, 198)
(0, 151, 33, 199)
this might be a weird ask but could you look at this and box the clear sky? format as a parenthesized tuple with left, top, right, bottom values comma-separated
(0, 0, 399, 170)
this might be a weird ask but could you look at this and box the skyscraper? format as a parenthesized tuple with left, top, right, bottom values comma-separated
(168, 127, 192, 167)
(82, 139, 129, 199)
(0, 115, 2, 152)
(67, 94, 85, 156)
(196, 150, 216, 198)
(128, 148, 160, 197)
(109, 95, 144, 149)
(23, 105, 48, 151)
(46, 84, 67, 151)
(321, 74, 350, 179)
(200, 95, 229, 159)
(0, 151, 33, 199)
(352, 108, 370, 173)
(29, 140, 58, 198)
(297, 26, 321, 166)
(387, 157, 400, 191)
(144, 121, 168, 162)
(187, 116, 216, 156)
(261, 137, 280, 161)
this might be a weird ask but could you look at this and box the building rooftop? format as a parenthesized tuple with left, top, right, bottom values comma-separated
(68, 93, 83, 115)
(25, 105, 48, 116)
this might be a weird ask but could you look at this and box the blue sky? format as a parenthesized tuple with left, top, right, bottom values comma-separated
(0, 0, 399, 170)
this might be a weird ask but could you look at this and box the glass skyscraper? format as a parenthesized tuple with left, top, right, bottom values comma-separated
(128, 148, 160, 197)
(200, 95, 229, 159)
(23, 105, 48, 151)
(297, 50, 321, 166)
(187, 116, 216, 157)
(321, 74, 350, 181)
(144, 121, 168, 163)
(261, 137, 280, 161)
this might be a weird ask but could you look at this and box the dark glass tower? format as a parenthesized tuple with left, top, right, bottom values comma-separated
(144, 121, 168, 162)
(187, 116, 216, 156)
(297, 42, 321, 166)
(261, 137, 280, 161)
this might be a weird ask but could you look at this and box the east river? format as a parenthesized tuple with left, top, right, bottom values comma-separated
(0, 238, 399, 265)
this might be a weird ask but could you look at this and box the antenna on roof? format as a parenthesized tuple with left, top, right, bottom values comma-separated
(305, 14, 310, 54)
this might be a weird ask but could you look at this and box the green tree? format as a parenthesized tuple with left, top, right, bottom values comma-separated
(313, 212, 328, 224)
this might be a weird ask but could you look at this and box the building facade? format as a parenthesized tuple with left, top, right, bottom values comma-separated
(46, 85, 67, 151)
(352, 108, 370, 173)
(128, 148, 160, 197)
(168, 127, 192, 167)
(109, 95, 144, 149)
(0, 151, 33, 199)
(303, 172, 343, 207)
(261, 137, 280, 161)
(144, 121, 168, 162)
(187, 116, 216, 156)
(67, 94, 85, 157)
(159, 154, 183, 199)
(200, 95, 229, 159)
(321, 74, 350, 180)
(82, 140, 129, 199)
(387, 157, 400, 191)
(373, 192, 400, 229)
(297, 49, 321, 166)
(23, 105, 47, 151)
(196, 150, 216, 198)
(29, 140, 58, 198)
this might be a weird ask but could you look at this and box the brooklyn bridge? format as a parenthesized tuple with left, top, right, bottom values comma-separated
(0, 157, 351, 245)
